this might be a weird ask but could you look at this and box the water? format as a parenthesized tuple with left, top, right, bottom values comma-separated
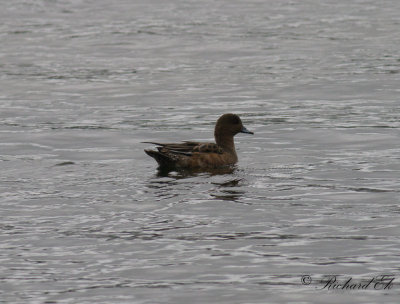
(1, 0, 400, 303)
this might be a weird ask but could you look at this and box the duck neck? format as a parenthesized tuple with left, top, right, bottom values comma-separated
(215, 133, 236, 154)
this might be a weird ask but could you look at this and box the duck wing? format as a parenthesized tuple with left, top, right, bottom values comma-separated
(143, 141, 223, 155)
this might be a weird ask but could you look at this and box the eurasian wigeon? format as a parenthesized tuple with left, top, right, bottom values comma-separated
(144, 113, 253, 169)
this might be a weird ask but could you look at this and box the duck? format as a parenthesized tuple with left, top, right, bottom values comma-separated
(144, 113, 253, 169)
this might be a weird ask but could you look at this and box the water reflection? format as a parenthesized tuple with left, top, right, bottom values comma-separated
(144, 165, 248, 202)
(209, 189, 245, 202)
(154, 166, 236, 178)
(210, 177, 246, 202)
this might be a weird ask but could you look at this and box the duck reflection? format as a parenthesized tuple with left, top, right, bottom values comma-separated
(146, 165, 246, 203)
(210, 176, 246, 202)
(155, 165, 236, 178)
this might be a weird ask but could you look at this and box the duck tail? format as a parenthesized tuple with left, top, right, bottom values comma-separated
(144, 149, 175, 168)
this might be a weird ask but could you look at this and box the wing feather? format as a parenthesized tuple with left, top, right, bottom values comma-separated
(143, 141, 223, 154)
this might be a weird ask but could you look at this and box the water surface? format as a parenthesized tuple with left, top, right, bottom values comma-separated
(1, 0, 400, 303)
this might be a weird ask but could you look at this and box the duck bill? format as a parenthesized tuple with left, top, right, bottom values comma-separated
(240, 126, 254, 134)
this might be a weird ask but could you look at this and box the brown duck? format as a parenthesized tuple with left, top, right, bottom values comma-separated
(144, 113, 253, 169)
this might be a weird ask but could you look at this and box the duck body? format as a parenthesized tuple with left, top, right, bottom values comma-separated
(144, 141, 238, 169)
(144, 113, 253, 169)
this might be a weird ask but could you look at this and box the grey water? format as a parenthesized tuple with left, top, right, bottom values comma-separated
(1, 0, 400, 303)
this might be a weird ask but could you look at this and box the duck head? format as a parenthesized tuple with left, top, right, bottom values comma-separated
(214, 113, 253, 149)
